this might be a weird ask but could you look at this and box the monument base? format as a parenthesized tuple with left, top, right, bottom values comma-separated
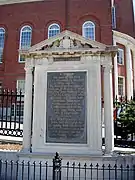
(18, 150, 135, 166)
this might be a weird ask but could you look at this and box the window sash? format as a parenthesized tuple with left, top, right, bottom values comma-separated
(112, 6, 116, 29)
(48, 24, 60, 38)
(19, 26, 32, 62)
(0, 31, 5, 48)
(17, 80, 25, 94)
(20, 31, 32, 49)
(117, 49, 124, 65)
(118, 77, 124, 96)
(0, 28, 5, 63)
(83, 21, 95, 40)
(0, 49, 3, 62)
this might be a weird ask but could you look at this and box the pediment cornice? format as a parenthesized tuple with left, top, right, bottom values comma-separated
(20, 30, 117, 58)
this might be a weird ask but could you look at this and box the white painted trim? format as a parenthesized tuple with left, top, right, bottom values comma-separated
(18, 25, 32, 62)
(111, 0, 114, 7)
(0, 28, 5, 33)
(113, 30, 135, 48)
(0, 0, 43, 5)
(118, 76, 125, 97)
(16, 79, 25, 94)
(48, 23, 60, 39)
(82, 21, 95, 41)
(117, 48, 124, 65)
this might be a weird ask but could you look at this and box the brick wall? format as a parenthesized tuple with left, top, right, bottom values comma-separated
(114, 0, 135, 38)
(0, 0, 112, 89)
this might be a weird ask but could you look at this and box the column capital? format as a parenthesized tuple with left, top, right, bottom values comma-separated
(24, 66, 34, 74)
(102, 64, 113, 73)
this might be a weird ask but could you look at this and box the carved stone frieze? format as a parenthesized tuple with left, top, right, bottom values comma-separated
(19, 30, 117, 64)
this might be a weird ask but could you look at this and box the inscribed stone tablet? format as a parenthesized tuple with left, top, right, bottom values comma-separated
(46, 71, 87, 144)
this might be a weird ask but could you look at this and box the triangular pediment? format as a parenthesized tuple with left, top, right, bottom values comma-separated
(26, 30, 108, 53)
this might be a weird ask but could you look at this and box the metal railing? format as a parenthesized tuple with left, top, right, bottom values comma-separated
(0, 153, 135, 180)
(0, 89, 24, 137)
(0, 89, 135, 149)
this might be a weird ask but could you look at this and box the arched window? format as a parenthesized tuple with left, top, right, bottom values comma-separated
(48, 24, 60, 38)
(19, 26, 32, 62)
(82, 21, 95, 40)
(0, 28, 5, 62)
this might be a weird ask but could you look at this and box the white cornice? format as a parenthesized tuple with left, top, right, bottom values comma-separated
(113, 30, 135, 48)
(0, 0, 43, 5)
(20, 30, 117, 59)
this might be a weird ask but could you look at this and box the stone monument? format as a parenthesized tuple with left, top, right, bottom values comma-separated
(20, 30, 117, 158)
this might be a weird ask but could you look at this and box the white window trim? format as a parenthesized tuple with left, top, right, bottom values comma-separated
(118, 76, 125, 97)
(48, 23, 60, 39)
(0, 28, 5, 63)
(18, 25, 32, 63)
(117, 48, 124, 65)
(16, 79, 25, 94)
(82, 21, 95, 41)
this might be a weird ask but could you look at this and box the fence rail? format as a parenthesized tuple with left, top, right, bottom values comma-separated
(0, 90, 135, 149)
(0, 153, 135, 180)
(0, 89, 24, 137)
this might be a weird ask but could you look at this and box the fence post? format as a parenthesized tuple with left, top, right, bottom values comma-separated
(133, 164, 135, 180)
(0, 160, 2, 179)
(53, 152, 62, 180)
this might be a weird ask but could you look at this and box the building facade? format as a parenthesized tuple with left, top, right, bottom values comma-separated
(0, 0, 135, 99)
(113, 0, 135, 99)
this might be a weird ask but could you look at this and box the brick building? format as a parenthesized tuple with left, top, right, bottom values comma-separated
(0, 0, 135, 99)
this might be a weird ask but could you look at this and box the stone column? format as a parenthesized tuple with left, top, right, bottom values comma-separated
(113, 41, 118, 97)
(133, 52, 135, 93)
(126, 45, 133, 99)
(22, 66, 33, 152)
(103, 59, 114, 154)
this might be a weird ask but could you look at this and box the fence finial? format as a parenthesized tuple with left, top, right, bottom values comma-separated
(53, 152, 62, 180)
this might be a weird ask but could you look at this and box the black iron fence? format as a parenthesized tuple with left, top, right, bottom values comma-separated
(113, 96, 135, 148)
(0, 89, 135, 149)
(0, 153, 135, 180)
(0, 89, 24, 137)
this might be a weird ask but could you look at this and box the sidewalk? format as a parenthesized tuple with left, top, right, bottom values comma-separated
(0, 135, 22, 144)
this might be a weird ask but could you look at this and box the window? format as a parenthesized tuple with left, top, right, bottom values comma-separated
(48, 24, 60, 38)
(0, 28, 5, 63)
(11, 79, 25, 117)
(19, 26, 32, 62)
(0, 82, 2, 90)
(112, 6, 116, 29)
(117, 48, 124, 65)
(118, 77, 125, 96)
(0, 82, 2, 94)
(82, 21, 95, 40)
(17, 80, 25, 94)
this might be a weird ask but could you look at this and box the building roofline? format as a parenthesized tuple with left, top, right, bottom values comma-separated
(0, 0, 42, 6)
